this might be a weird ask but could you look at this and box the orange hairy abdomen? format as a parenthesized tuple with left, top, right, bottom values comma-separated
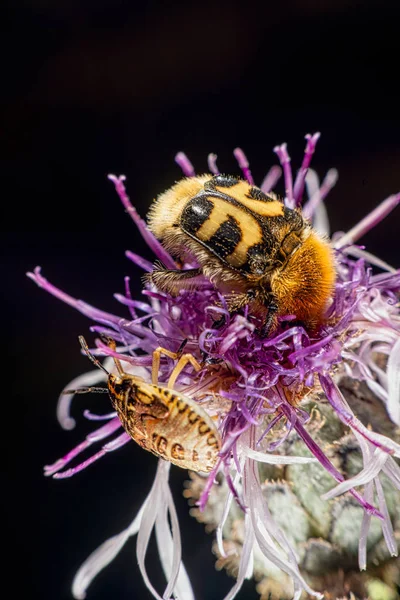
(271, 232, 336, 328)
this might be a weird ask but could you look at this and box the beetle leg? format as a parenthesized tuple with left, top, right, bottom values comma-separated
(225, 290, 279, 337)
(146, 267, 208, 296)
(225, 292, 254, 313)
(211, 314, 227, 330)
(259, 296, 279, 337)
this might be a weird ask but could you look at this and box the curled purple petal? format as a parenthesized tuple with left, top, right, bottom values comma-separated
(108, 174, 176, 269)
(335, 193, 400, 249)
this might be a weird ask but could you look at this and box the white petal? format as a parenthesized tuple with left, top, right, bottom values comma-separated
(244, 447, 318, 465)
(375, 477, 398, 557)
(57, 358, 113, 430)
(136, 461, 169, 600)
(216, 470, 241, 559)
(158, 479, 193, 600)
(312, 200, 330, 237)
(342, 246, 396, 272)
(365, 379, 388, 404)
(322, 448, 388, 500)
(383, 456, 400, 490)
(246, 461, 322, 599)
(358, 481, 374, 570)
(387, 337, 400, 425)
(304, 169, 319, 198)
(222, 514, 255, 600)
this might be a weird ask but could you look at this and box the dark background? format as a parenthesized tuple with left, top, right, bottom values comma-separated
(3, 1, 399, 599)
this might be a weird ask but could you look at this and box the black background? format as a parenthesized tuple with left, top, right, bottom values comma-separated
(3, 1, 400, 599)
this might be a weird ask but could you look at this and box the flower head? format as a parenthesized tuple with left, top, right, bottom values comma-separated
(28, 133, 400, 600)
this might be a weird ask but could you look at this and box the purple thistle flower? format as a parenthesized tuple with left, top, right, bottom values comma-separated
(27, 133, 400, 600)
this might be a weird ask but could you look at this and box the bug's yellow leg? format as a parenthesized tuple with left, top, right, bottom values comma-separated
(167, 353, 202, 389)
(152, 346, 202, 387)
(152, 347, 180, 385)
(102, 336, 125, 376)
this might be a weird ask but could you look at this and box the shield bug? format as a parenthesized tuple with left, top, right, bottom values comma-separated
(77, 336, 221, 472)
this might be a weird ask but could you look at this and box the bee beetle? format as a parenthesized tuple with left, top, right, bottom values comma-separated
(77, 336, 221, 472)
(146, 174, 336, 334)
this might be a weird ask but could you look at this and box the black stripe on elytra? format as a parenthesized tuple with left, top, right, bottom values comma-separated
(180, 189, 273, 272)
(200, 189, 282, 254)
(248, 186, 274, 201)
(191, 188, 274, 223)
(206, 216, 242, 258)
(205, 174, 239, 189)
(282, 206, 304, 229)
(180, 187, 286, 273)
(181, 195, 214, 234)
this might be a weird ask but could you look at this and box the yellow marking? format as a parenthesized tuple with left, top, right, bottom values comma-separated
(177, 399, 187, 413)
(238, 197, 283, 217)
(164, 392, 175, 404)
(215, 182, 283, 218)
(214, 180, 248, 194)
(194, 183, 283, 268)
(136, 385, 155, 405)
(188, 410, 200, 424)
(198, 422, 211, 435)
(207, 433, 218, 447)
(195, 198, 264, 268)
